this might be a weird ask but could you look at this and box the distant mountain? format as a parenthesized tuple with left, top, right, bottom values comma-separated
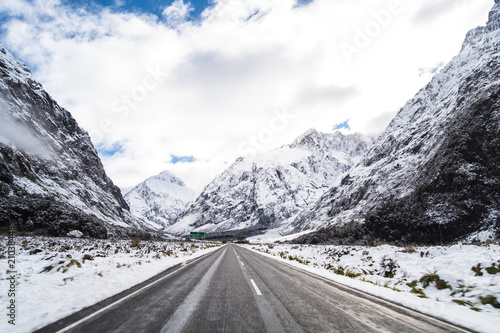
(294, 1, 500, 245)
(168, 129, 373, 236)
(124, 171, 197, 229)
(0, 42, 153, 238)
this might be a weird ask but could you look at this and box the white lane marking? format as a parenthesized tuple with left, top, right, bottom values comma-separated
(55, 266, 178, 333)
(54, 248, 223, 333)
(241, 261, 245, 266)
(160, 248, 227, 333)
(250, 279, 262, 296)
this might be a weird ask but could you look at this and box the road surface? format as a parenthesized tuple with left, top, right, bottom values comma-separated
(36, 244, 473, 333)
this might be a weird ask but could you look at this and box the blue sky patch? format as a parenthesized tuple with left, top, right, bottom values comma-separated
(171, 155, 196, 164)
(295, 0, 314, 7)
(61, 0, 214, 20)
(333, 120, 351, 131)
(97, 142, 124, 157)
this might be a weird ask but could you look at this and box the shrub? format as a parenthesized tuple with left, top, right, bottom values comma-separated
(451, 283, 475, 297)
(419, 273, 451, 290)
(57, 266, 68, 273)
(402, 246, 416, 253)
(452, 299, 482, 312)
(41, 265, 54, 273)
(82, 254, 94, 263)
(407, 280, 427, 298)
(345, 269, 361, 278)
(67, 259, 82, 268)
(131, 237, 141, 247)
(380, 256, 399, 278)
(420, 251, 430, 258)
(62, 277, 74, 284)
(30, 249, 43, 255)
(333, 266, 345, 276)
(480, 295, 500, 309)
(471, 264, 483, 276)
(407, 280, 418, 288)
(410, 287, 427, 298)
(485, 263, 499, 275)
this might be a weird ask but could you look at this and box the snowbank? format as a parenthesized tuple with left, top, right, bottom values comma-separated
(243, 243, 500, 333)
(0, 236, 222, 332)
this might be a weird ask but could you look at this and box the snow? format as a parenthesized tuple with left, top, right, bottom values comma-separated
(124, 170, 197, 228)
(242, 243, 500, 333)
(293, 7, 500, 233)
(1, 42, 156, 236)
(168, 129, 373, 235)
(0, 236, 222, 333)
(241, 147, 312, 169)
(144, 171, 196, 203)
(66, 230, 83, 238)
(248, 229, 315, 243)
(168, 212, 202, 234)
(0, 42, 34, 89)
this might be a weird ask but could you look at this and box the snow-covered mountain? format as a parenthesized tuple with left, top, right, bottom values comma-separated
(168, 129, 372, 236)
(124, 170, 197, 229)
(293, 1, 500, 245)
(0, 42, 153, 238)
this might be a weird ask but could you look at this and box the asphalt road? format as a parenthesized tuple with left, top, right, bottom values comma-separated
(36, 244, 473, 333)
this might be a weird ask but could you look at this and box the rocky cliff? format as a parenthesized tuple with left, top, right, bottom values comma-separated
(0, 43, 153, 238)
(293, 2, 500, 245)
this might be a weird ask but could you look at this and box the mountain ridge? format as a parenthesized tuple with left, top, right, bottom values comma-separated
(0, 42, 154, 238)
(292, 1, 500, 245)
(124, 170, 197, 229)
(167, 129, 373, 236)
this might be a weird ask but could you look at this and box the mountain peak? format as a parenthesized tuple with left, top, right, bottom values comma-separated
(168, 129, 373, 236)
(462, 1, 500, 51)
(0, 42, 153, 238)
(0, 42, 44, 94)
(157, 170, 186, 187)
(124, 170, 197, 229)
(487, 0, 500, 32)
(293, 2, 500, 244)
(290, 128, 373, 160)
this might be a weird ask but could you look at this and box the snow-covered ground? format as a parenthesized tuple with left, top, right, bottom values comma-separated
(242, 242, 500, 333)
(0, 236, 222, 332)
(2, 235, 498, 333)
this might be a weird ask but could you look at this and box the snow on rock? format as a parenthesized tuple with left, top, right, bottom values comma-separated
(293, 2, 500, 245)
(124, 170, 197, 229)
(66, 230, 84, 238)
(243, 243, 500, 333)
(168, 129, 373, 236)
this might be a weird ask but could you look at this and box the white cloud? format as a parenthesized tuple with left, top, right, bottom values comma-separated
(162, 0, 193, 28)
(0, 0, 494, 191)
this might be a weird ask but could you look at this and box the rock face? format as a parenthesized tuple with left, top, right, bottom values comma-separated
(293, 2, 500, 245)
(124, 170, 197, 229)
(0, 42, 151, 238)
(168, 129, 372, 236)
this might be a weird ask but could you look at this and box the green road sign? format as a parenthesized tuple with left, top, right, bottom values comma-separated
(190, 232, 205, 239)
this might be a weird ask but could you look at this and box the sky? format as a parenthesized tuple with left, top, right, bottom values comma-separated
(0, 0, 494, 192)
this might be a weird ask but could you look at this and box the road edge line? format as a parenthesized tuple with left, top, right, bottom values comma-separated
(48, 245, 226, 333)
(237, 245, 476, 333)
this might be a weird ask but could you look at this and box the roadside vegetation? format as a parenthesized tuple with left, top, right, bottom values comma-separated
(250, 242, 500, 315)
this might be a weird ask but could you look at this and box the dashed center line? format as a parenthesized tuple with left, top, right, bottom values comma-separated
(250, 279, 262, 296)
